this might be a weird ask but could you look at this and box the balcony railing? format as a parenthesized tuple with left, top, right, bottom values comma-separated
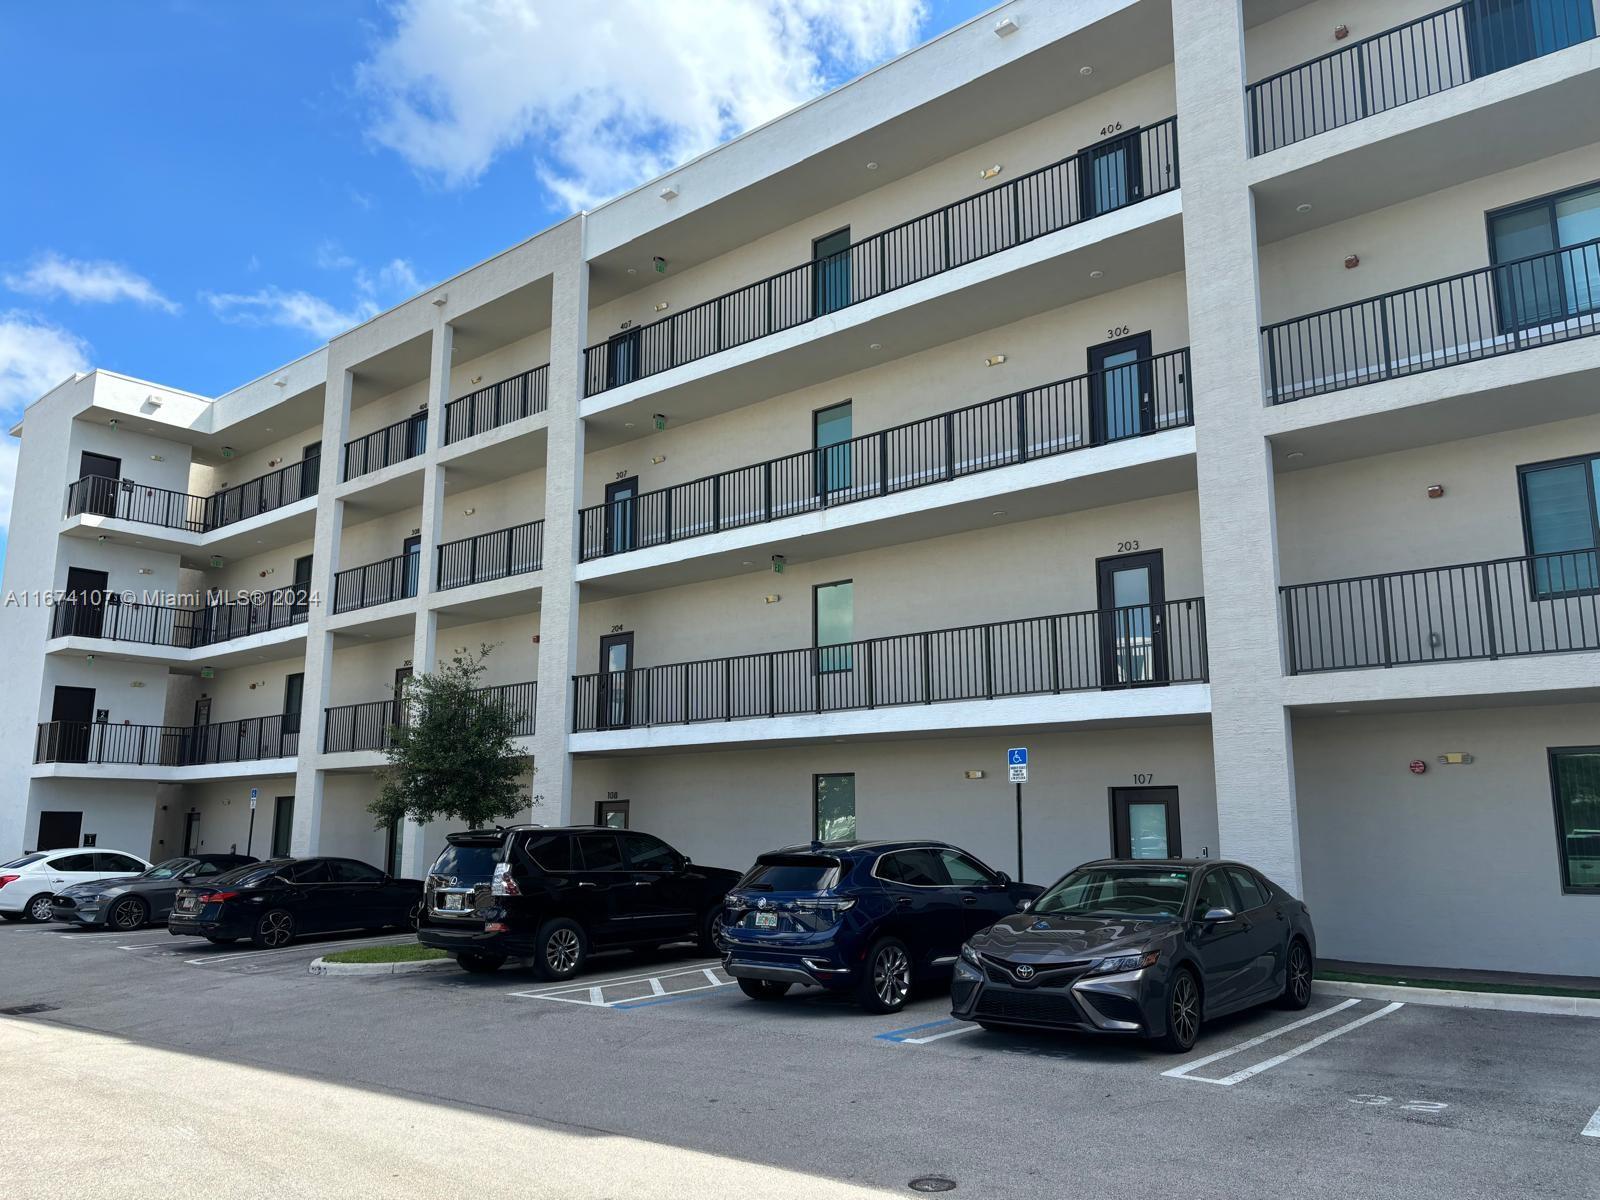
(323, 680, 536, 752)
(49, 592, 310, 649)
(332, 553, 420, 614)
(62, 456, 321, 535)
(1282, 551, 1600, 673)
(582, 117, 1180, 396)
(33, 713, 300, 766)
(1248, 1, 1598, 155)
(436, 520, 544, 589)
(444, 364, 549, 445)
(206, 456, 320, 529)
(572, 600, 1207, 732)
(1262, 237, 1600, 403)
(343, 413, 428, 481)
(578, 350, 1191, 561)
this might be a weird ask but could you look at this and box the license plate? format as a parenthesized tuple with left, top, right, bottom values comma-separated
(177, 896, 197, 912)
(443, 894, 465, 911)
(753, 911, 777, 929)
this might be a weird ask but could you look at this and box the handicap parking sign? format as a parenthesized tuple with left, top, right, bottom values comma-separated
(1007, 748, 1028, 767)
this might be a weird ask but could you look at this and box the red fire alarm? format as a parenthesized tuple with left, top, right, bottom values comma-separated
(1408, 759, 1427, 775)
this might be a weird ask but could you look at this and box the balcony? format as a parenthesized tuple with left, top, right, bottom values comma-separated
(62, 456, 319, 535)
(1282, 551, 1600, 673)
(333, 553, 419, 614)
(443, 365, 548, 445)
(1249, 1, 1598, 156)
(323, 681, 536, 753)
(33, 713, 300, 767)
(582, 118, 1180, 397)
(49, 593, 308, 649)
(571, 600, 1207, 733)
(580, 350, 1192, 564)
(1262, 237, 1600, 403)
(344, 413, 427, 481)
(436, 520, 543, 590)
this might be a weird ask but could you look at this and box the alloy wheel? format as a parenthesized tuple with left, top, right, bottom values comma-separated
(407, 900, 423, 930)
(28, 896, 53, 922)
(112, 899, 144, 930)
(1170, 972, 1200, 1047)
(259, 912, 294, 948)
(546, 928, 581, 974)
(873, 945, 911, 1008)
(1288, 944, 1312, 1005)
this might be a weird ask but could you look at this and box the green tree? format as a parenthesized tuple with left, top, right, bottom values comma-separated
(367, 645, 530, 831)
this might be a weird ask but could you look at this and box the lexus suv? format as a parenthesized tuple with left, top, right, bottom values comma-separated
(417, 825, 741, 978)
(720, 840, 1040, 1013)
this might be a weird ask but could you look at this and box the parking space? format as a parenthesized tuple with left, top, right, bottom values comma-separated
(0, 920, 415, 976)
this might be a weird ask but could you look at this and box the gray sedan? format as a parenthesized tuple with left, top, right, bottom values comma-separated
(51, 854, 256, 930)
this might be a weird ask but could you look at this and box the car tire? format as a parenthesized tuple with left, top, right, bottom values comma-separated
(1156, 966, 1202, 1053)
(532, 917, 587, 981)
(2, 911, 25, 922)
(398, 899, 424, 931)
(457, 952, 505, 975)
(1277, 938, 1314, 1010)
(696, 904, 723, 952)
(856, 937, 913, 1014)
(23, 894, 54, 923)
(251, 909, 296, 949)
(109, 896, 148, 932)
(737, 978, 791, 1001)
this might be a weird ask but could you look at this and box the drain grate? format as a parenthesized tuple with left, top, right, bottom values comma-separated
(0, 1003, 59, 1016)
(909, 1178, 957, 1194)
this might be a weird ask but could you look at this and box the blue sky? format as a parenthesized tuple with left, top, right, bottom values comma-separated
(0, 0, 994, 565)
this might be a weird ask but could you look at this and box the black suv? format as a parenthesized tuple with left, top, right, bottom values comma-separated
(417, 825, 742, 978)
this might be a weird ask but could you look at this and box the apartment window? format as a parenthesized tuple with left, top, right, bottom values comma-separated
(1517, 452, 1600, 595)
(813, 580, 854, 673)
(814, 773, 856, 842)
(1488, 181, 1600, 330)
(1548, 747, 1600, 892)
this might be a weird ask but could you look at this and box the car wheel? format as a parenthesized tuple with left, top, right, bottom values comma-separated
(532, 918, 587, 981)
(109, 896, 148, 932)
(251, 909, 296, 949)
(401, 899, 424, 931)
(1277, 939, 1314, 1010)
(696, 904, 723, 952)
(23, 894, 54, 923)
(737, 978, 791, 1001)
(856, 937, 913, 1014)
(457, 952, 505, 975)
(1157, 967, 1202, 1053)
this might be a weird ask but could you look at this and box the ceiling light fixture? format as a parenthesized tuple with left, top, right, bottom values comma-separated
(431, 293, 447, 306)
(994, 16, 1019, 37)
(978, 164, 1003, 180)
(659, 184, 679, 200)
(866, 161, 879, 170)
(1296, 202, 1313, 213)
(1079, 65, 1093, 76)
(1089, 269, 1104, 280)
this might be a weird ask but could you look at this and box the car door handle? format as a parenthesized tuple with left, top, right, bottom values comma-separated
(577, 881, 598, 889)
(961, 896, 978, 906)
(897, 897, 912, 907)
(631, 881, 651, 887)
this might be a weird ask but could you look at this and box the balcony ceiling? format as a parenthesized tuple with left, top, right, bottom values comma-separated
(351, 333, 432, 407)
(450, 279, 553, 365)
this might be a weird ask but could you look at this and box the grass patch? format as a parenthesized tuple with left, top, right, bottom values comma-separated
(1317, 969, 1600, 1000)
(320, 943, 449, 965)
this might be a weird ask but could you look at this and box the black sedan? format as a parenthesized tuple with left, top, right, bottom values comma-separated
(51, 854, 256, 930)
(952, 859, 1316, 1051)
(168, 856, 424, 948)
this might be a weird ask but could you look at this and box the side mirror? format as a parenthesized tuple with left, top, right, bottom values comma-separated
(1016, 898, 1033, 913)
(996, 871, 1011, 886)
(1201, 907, 1235, 924)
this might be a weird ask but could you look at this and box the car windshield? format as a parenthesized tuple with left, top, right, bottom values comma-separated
(206, 862, 291, 888)
(739, 856, 841, 892)
(1033, 866, 1192, 919)
(144, 858, 196, 880)
(1, 854, 46, 869)
(431, 843, 501, 881)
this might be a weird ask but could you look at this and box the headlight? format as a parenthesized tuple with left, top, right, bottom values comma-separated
(960, 942, 982, 966)
(1085, 950, 1159, 976)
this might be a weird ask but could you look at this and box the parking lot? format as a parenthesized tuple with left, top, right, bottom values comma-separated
(2, 920, 1596, 1198)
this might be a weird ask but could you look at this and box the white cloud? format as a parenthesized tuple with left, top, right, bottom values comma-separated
(0, 310, 93, 531)
(358, 0, 929, 207)
(4, 252, 180, 314)
(315, 240, 358, 271)
(204, 255, 426, 342)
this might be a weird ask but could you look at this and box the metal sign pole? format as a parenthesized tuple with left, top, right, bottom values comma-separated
(1015, 782, 1024, 882)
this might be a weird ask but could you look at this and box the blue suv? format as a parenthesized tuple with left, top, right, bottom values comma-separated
(719, 840, 1041, 1013)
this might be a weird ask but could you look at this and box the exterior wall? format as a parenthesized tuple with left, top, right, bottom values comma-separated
(189, 420, 324, 498)
(438, 468, 545, 545)
(448, 329, 552, 398)
(20, 777, 161, 860)
(1244, 0, 1456, 80)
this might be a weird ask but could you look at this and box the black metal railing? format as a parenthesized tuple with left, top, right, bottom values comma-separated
(582, 118, 1180, 396)
(323, 680, 536, 752)
(343, 413, 429, 480)
(49, 592, 310, 648)
(33, 713, 300, 766)
(444, 364, 549, 445)
(436, 520, 544, 589)
(572, 600, 1206, 732)
(205, 456, 320, 529)
(578, 350, 1191, 561)
(1263, 236, 1600, 403)
(64, 457, 321, 535)
(1283, 552, 1600, 673)
(332, 552, 421, 613)
(1248, 1, 1598, 155)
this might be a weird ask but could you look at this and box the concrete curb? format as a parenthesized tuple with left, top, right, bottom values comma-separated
(1319, 979, 1600, 1018)
(308, 954, 455, 977)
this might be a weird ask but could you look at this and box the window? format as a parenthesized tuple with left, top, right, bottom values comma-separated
(595, 800, 630, 829)
(876, 849, 948, 886)
(814, 580, 854, 673)
(1467, 0, 1596, 76)
(190, 861, 222, 878)
(622, 833, 678, 871)
(1549, 747, 1600, 892)
(812, 227, 852, 316)
(1194, 870, 1238, 916)
(1225, 868, 1271, 912)
(1517, 453, 1600, 595)
(814, 401, 853, 495)
(575, 833, 625, 871)
(520, 833, 571, 873)
(813, 773, 856, 842)
(52, 854, 97, 872)
(97, 854, 145, 873)
(1033, 866, 1191, 918)
(286, 861, 332, 884)
(740, 855, 842, 891)
(938, 850, 998, 886)
(1488, 181, 1600, 330)
(330, 860, 386, 883)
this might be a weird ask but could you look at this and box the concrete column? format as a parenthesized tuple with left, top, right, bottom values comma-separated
(1172, 0, 1302, 892)
(530, 249, 590, 826)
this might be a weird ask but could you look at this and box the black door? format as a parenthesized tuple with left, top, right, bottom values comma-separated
(812, 227, 852, 316)
(281, 673, 305, 749)
(193, 697, 211, 726)
(61, 566, 109, 638)
(1096, 550, 1167, 686)
(290, 555, 313, 621)
(399, 536, 421, 600)
(1111, 787, 1181, 858)
(874, 848, 964, 965)
(571, 831, 630, 942)
(1079, 127, 1142, 219)
(1088, 332, 1154, 444)
(392, 666, 413, 736)
(183, 812, 201, 856)
(384, 819, 403, 877)
(404, 412, 429, 460)
(271, 796, 295, 857)
(597, 633, 634, 730)
(618, 832, 696, 936)
(1190, 867, 1254, 1012)
(595, 800, 630, 828)
(603, 477, 639, 555)
(813, 401, 853, 498)
(36, 811, 83, 851)
(49, 685, 96, 763)
(1466, 0, 1595, 76)
(301, 442, 322, 499)
(934, 847, 1015, 941)
(79, 451, 121, 517)
(606, 328, 641, 387)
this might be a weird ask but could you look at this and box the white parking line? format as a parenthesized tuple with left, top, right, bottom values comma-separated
(902, 1024, 982, 1045)
(1165, 1000, 1404, 1086)
(183, 935, 412, 966)
(1161, 999, 1360, 1081)
(1583, 1105, 1600, 1138)
(510, 961, 732, 1008)
(508, 959, 722, 1000)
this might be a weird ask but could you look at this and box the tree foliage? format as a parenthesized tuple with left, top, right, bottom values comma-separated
(367, 645, 530, 831)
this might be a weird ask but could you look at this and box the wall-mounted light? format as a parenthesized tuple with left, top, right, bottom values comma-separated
(431, 293, 448, 307)
(462, 507, 476, 516)
(149, 454, 164, 462)
(1426, 483, 1444, 499)
(1334, 23, 1350, 40)
(129, 680, 145, 688)
(659, 185, 679, 201)
(138, 567, 153, 576)
(654, 301, 670, 312)
(978, 164, 1003, 180)
(651, 455, 666, 465)
(985, 354, 1007, 367)
(144, 395, 163, 409)
(994, 16, 1018, 37)
(96, 534, 108, 543)
(267, 458, 282, 468)
(1437, 752, 1474, 765)
(470, 375, 482, 386)
(764, 594, 781, 604)
(1344, 253, 1361, 270)
(965, 770, 986, 780)
(258, 567, 275, 577)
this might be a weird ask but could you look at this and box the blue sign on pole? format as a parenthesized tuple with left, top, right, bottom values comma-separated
(1007, 748, 1028, 767)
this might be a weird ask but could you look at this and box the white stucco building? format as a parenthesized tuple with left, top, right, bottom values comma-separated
(4, 0, 1598, 976)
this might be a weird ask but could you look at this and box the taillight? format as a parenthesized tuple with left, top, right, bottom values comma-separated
(199, 890, 238, 903)
(0, 875, 20, 889)
(490, 863, 520, 897)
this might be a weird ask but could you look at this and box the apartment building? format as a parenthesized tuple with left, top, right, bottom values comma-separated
(3, 0, 1598, 976)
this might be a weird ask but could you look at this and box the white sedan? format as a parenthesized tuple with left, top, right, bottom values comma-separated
(0, 849, 152, 923)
